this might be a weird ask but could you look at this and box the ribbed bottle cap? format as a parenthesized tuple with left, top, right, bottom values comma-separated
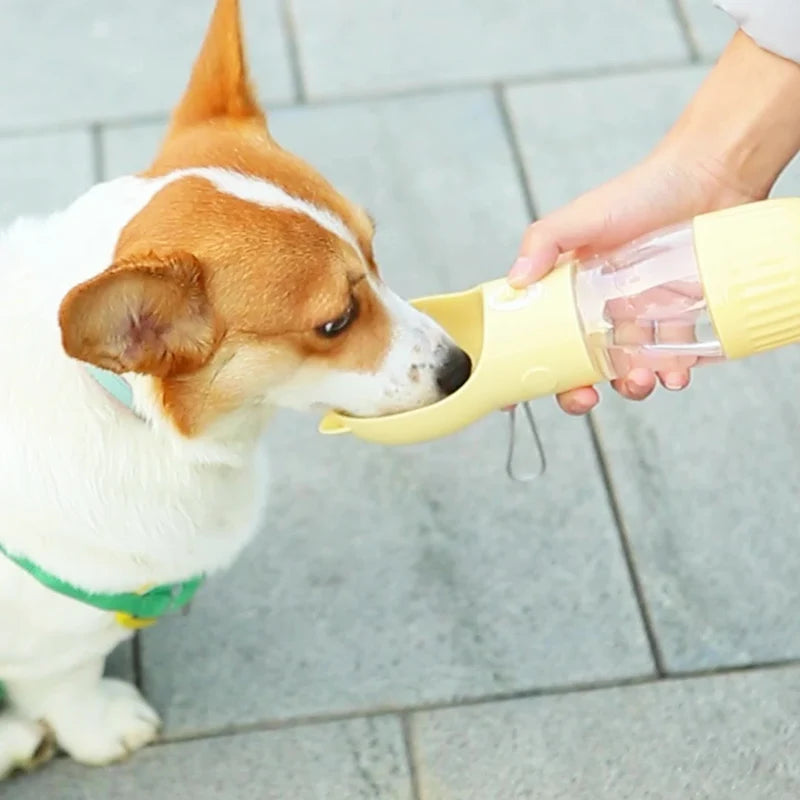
(693, 198, 800, 359)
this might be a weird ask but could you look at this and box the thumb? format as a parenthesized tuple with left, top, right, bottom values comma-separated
(508, 192, 616, 288)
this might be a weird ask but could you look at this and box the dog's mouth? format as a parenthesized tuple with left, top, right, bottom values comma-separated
(318, 345, 472, 420)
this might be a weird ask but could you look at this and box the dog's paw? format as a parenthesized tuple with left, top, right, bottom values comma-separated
(0, 714, 55, 779)
(49, 678, 161, 766)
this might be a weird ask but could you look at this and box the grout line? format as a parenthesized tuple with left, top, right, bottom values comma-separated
(669, 0, 702, 62)
(46, 655, 799, 764)
(146, 656, 800, 748)
(0, 58, 708, 141)
(88, 123, 105, 182)
(131, 635, 145, 692)
(402, 714, 423, 800)
(493, 83, 538, 223)
(89, 110, 169, 134)
(586, 413, 667, 676)
(279, 0, 308, 103)
(0, 112, 171, 142)
(303, 57, 698, 107)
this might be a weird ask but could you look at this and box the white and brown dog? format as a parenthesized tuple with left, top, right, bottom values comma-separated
(0, 0, 470, 777)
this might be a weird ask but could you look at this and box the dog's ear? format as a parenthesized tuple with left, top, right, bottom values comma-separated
(165, 0, 266, 137)
(58, 252, 220, 377)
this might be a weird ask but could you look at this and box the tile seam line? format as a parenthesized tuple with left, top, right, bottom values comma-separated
(669, 0, 703, 61)
(402, 714, 423, 800)
(587, 414, 667, 676)
(279, 0, 308, 103)
(0, 56, 709, 140)
(141, 656, 800, 748)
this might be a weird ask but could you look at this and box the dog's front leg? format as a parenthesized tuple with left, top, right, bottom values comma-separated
(4, 657, 161, 766)
(0, 712, 55, 779)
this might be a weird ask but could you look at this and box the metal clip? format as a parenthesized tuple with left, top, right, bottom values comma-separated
(505, 401, 547, 482)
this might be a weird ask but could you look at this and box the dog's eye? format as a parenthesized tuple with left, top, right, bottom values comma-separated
(316, 300, 358, 338)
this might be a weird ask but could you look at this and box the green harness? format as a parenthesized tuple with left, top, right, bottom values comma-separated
(0, 366, 206, 702)
(0, 541, 202, 627)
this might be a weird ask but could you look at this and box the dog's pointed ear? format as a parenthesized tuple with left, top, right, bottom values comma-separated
(58, 252, 220, 377)
(165, 0, 266, 137)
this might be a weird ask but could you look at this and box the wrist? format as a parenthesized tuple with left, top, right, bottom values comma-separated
(661, 30, 800, 201)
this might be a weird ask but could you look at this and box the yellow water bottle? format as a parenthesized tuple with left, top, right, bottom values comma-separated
(320, 198, 800, 448)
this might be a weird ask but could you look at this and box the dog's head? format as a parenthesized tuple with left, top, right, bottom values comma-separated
(57, 0, 470, 437)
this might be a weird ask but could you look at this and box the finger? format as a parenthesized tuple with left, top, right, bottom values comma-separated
(606, 312, 656, 376)
(508, 243, 561, 287)
(612, 368, 656, 401)
(659, 370, 691, 391)
(654, 318, 698, 390)
(509, 191, 625, 287)
(556, 386, 599, 415)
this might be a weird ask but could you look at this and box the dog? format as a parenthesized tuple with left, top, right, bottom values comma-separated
(0, 0, 470, 777)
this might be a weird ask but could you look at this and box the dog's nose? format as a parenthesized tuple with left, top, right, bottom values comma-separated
(436, 347, 472, 396)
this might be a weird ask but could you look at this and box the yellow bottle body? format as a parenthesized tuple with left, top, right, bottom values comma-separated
(320, 198, 800, 445)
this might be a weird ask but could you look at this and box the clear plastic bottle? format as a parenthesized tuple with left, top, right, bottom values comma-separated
(573, 222, 726, 381)
(569, 198, 800, 385)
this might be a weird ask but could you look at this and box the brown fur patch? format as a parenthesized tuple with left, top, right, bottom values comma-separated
(113, 176, 390, 435)
(147, 125, 377, 269)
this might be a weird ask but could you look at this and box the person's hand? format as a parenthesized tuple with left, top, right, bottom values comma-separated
(509, 149, 759, 414)
(508, 30, 800, 415)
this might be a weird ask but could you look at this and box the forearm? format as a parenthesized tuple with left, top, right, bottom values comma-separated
(661, 30, 800, 199)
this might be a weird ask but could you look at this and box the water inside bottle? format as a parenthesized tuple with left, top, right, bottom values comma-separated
(575, 223, 726, 379)
(602, 318, 725, 377)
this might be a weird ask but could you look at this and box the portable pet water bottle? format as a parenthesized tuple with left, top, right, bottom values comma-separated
(319, 198, 800, 476)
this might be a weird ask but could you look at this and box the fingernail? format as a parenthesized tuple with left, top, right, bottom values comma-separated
(509, 256, 534, 283)
(566, 403, 590, 416)
(628, 369, 651, 391)
(663, 373, 685, 391)
(563, 397, 589, 415)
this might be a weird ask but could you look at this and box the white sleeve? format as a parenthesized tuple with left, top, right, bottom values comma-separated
(714, 0, 800, 63)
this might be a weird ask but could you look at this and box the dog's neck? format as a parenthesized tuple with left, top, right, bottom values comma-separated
(123, 370, 274, 462)
(80, 362, 274, 465)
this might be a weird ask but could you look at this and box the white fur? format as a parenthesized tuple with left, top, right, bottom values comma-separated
(0, 167, 458, 772)
(193, 167, 365, 258)
(0, 174, 274, 765)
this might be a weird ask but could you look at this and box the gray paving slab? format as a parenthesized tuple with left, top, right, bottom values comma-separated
(680, 0, 738, 59)
(412, 666, 800, 800)
(290, 0, 689, 99)
(111, 92, 654, 735)
(506, 66, 707, 215)
(139, 404, 652, 735)
(773, 154, 800, 196)
(2, 716, 412, 800)
(0, 131, 94, 225)
(593, 354, 800, 671)
(105, 640, 135, 685)
(509, 68, 800, 671)
(269, 91, 531, 293)
(0, 0, 293, 130)
(508, 60, 800, 213)
(102, 121, 165, 178)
